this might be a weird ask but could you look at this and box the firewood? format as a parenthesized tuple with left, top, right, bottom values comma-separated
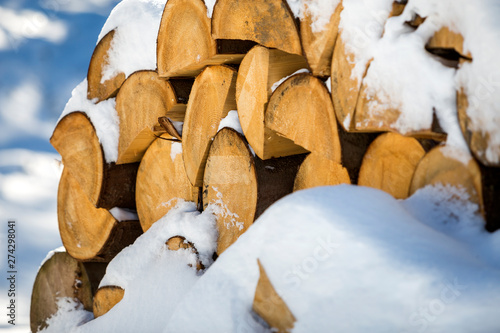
(358, 132, 425, 199)
(30, 252, 105, 332)
(265, 73, 342, 162)
(182, 65, 237, 187)
(93, 286, 125, 318)
(203, 128, 305, 254)
(116, 70, 183, 164)
(212, 0, 302, 56)
(391, 0, 407, 17)
(136, 134, 199, 232)
(50, 112, 138, 209)
(166, 236, 204, 270)
(58, 168, 142, 261)
(87, 29, 125, 102)
(157, 0, 252, 78)
(300, 1, 342, 77)
(236, 45, 308, 159)
(253, 259, 295, 333)
(426, 27, 472, 60)
(294, 153, 350, 191)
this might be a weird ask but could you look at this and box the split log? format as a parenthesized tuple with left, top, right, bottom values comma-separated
(426, 26, 472, 60)
(391, 0, 407, 17)
(93, 286, 125, 318)
(300, 1, 342, 77)
(265, 73, 342, 162)
(87, 29, 125, 102)
(182, 65, 237, 187)
(293, 153, 350, 191)
(236, 45, 308, 159)
(30, 251, 105, 332)
(136, 134, 199, 232)
(50, 112, 138, 209)
(58, 168, 142, 261)
(358, 132, 425, 199)
(253, 259, 296, 333)
(116, 70, 184, 164)
(212, 0, 302, 56)
(157, 0, 253, 78)
(203, 128, 305, 254)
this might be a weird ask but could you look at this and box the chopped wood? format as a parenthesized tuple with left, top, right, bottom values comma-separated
(266, 73, 342, 162)
(300, 1, 342, 77)
(253, 259, 296, 333)
(294, 153, 350, 191)
(50, 112, 138, 209)
(93, 286, 125, 318)
(87, 29, 126, 102)
(58, 168, 142, 261)
(116, 70, 181, 164)
(236, 45, 308, 159)
(30, 252, 104, 332)
(390, 0, 407, 17)
(203, 128, 304, 254)
(426, 26, 472, 60)
(211, 0, 302, 56)
(182, 65, 237, 187)
(358, 132, 425, 199)
(136, 134, 199, 232)
(166, 236, 204, 270)
(158, 116, 182, 140)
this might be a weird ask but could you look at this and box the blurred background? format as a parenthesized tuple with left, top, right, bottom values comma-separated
(0, 0, 120, 330)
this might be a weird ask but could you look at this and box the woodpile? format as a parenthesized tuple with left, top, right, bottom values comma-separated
(32, 0, 499, 331)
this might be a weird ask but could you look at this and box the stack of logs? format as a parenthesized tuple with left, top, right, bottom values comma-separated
(31, 0, 499, 332)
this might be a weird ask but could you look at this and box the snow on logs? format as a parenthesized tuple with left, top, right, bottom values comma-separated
(203, 128, 305, 254)
(58, 169, 142, 262)
(136, 134, 199, 232)
(30, 251, 106, 332)
(50, 112, 138, 210)
(182, 65, 237, 187)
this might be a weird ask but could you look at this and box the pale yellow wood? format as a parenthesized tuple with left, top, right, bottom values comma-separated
(116, 70, 177, 164)
(253, 259, 296, 333)
(157, 0, 217, 78)
(300, 1, 342, 77)
(87, 29, 126, 102)
(265, 73, 342, 162)
(50, 112, 103, 207)
(136, 134, 199, 232)
(409, 146, 484, 215)
(93, 286, 124, 318)
(203, 129, 258, 254)
(294, 153, 350, 191)
(30, 252, 93, 333)
(358, 133, 425, 199)
(427, 26, 472, 59)
(182, 65, 237, 187)
(211, 0, 302, 56)
(236, 45, 308, 160)
(390, 1, 406, 17)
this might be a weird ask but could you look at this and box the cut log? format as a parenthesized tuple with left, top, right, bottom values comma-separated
(50, 112, 138, 209)
(203, 128, 305, 254)
(30, 251, 105, 332)
(294, 153, 350, 191)
(409, 145, 484, 214)
(300, 1, 342, 77)
(116, 70, 182, 164)
(136, 134, 199, 232)
(212, 0, 302, 56)
(253, 259, 296, 333)
(93, 286, 125, 318)
(457, 88, 499, 167)
(426, 26, 472, 60)
(265, 73, 342, 162)
(87, 29, 126, 102)
(166, 236, 204, 270)
(157, 0, 252, 78)
(358, 132, 425, 199)
(236, 45, 308, 159)
(182, 65, 237, 187)
(58, 168, 142, 261)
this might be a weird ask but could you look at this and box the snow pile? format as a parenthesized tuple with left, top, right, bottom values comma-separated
(39, 298, 93, 333)
(109, 207, 139, 222)
(97, 0, 166, 83)
(60, 79, 119, 163)
(217, 110, 243, 135)
(286, 0, 340, 33)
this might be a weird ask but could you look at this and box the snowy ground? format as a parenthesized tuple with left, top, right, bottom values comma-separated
(0, 0, 118, 330)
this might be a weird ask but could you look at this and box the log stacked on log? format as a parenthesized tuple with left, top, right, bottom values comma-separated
(32, 0, 500, 330)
